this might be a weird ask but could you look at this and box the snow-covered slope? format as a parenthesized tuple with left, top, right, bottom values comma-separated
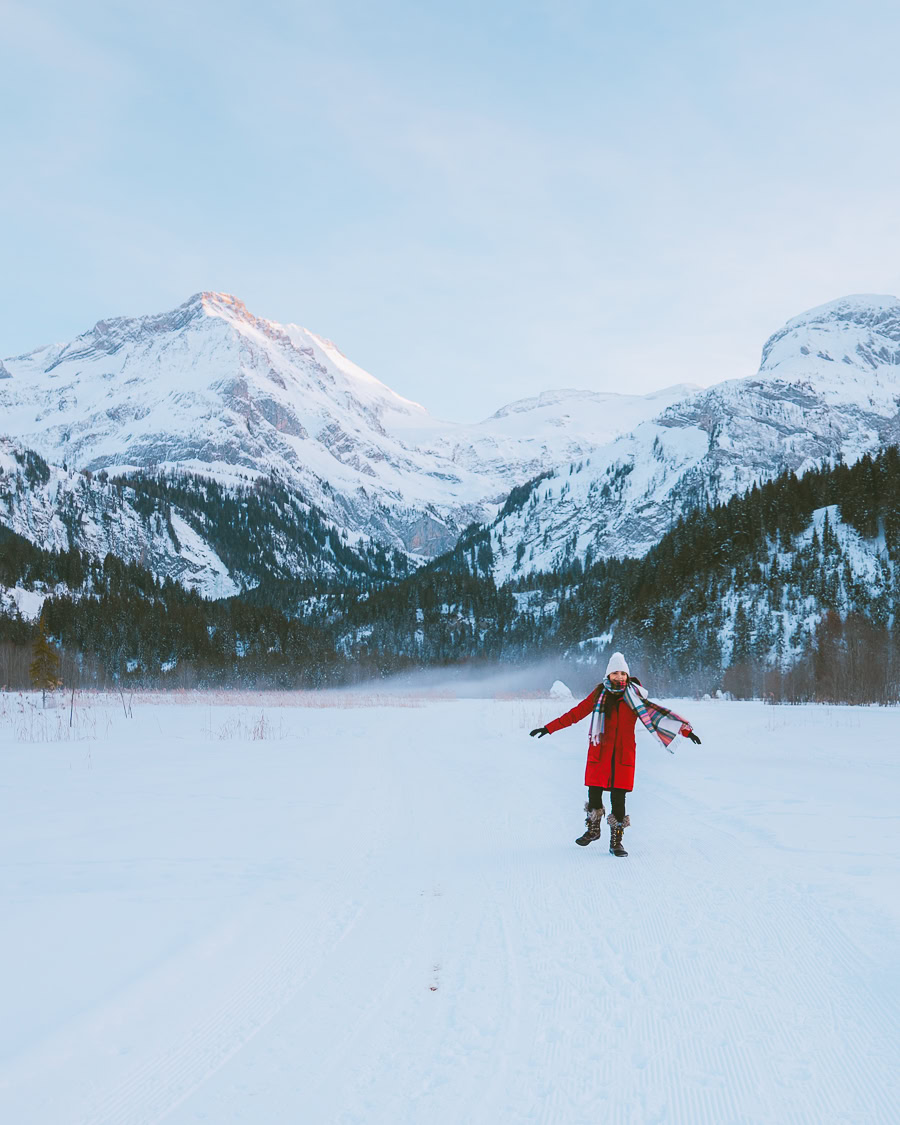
(716, 503, 893, 669)
(395, 384, 699, 479)
(0, 437, 406, 600)
(759, 293, 900, 408)
(0, 439, 238, 599)
(554, 501, 897, 689)
(6, 290, 900, 584)
(0, 293, 684, 558)
(484, 294, 900, 578)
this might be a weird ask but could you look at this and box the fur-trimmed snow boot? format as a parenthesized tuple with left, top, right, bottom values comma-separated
(607, 813, 630, 857)
(575, 802, 605, 846)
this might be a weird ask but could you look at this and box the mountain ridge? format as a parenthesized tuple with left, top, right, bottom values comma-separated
(472, 293, 900, 580)
(3, 291, 900, 596)
(0, 292, 702, 562)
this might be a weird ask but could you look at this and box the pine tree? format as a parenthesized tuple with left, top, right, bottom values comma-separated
(731, 601, 752, 665)
(29, 615, 61, 706)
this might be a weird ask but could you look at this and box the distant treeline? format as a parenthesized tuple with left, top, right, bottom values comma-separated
(3, 448, 900, 702)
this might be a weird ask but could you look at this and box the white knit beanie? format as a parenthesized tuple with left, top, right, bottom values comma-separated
(604, 651, 630, 677)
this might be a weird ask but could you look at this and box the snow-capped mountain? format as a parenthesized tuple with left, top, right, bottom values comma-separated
(479, 294, 900, 580)
(5, 290, 900, 596)
(0, 293, 684, 559)
(758, 294, 900, 407)
(395, 384, 698, 479)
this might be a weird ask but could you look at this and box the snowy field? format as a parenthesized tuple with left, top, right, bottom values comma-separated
(1, 690, 899, 1125)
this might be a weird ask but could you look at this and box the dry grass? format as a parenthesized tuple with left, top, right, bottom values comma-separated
(0, 691, 110, 743)
(493, 690, 554, 701)
(210, 711, 289, 741)
(110, 689, 435, 709)
(0, 686, 551, 744)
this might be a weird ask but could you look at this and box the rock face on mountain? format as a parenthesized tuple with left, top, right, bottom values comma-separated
(0, 293, 683, 559)
(0, 436, 414, 601)
(0, 439, 239, 599)
(481, 295, 900, 580)
(758, 294, 900, 404)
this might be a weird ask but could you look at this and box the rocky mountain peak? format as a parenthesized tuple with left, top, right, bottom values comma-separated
(760, 293, 900, 372)
(5, 289, 900, 591)
(2, 292, 669, 561)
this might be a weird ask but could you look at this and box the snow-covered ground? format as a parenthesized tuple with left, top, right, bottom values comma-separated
(1, 691, 898, 1124)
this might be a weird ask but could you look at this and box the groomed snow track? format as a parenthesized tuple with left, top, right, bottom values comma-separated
(1, 695, 898, 1124)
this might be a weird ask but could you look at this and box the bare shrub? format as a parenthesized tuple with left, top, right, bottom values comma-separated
(209, 710, 288, 741)
(0, 691, 108, 742)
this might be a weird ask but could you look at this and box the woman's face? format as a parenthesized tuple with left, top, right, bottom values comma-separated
(608, 670, 628, 688)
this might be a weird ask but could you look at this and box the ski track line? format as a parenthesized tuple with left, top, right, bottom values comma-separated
(359, 879, 461, 1123)
(388, 783, 527, 1125)
(166, 740, 465, 1124)
(243, 861, 455, 1124)
(458, 881, 525, 1125)
(535, 842, 697, 1125)
(695, 805, 900, 1104)
(388, 891, 520, 1125)
(79, 758, 406, 1125)
(533, 861, 615, 1125)
(667, 797, 900, 1124)
(455, 734, 538, 1124)
(473, 799, 624, 1124)
(265, 910, 428, 1123)
(275, 781, 525, 1122)
(458, 794, 639, 1124)
(523, 791, 898, 1125)
(634, 868, 794, 1125)
(405, 762, 538, 1125)
(536, 770, 900, 1125)
(584, 850, 705, 1125)
(79, 886, 365, 1125)
(467, 791, 533, 1125)
(754, 894, 900, 1123)
(687, 870, 886, 1120)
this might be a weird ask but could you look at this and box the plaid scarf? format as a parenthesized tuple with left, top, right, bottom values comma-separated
(589, 677, 692, 755)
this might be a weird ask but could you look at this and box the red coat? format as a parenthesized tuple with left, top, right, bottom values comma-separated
(546, 686, 637, 791)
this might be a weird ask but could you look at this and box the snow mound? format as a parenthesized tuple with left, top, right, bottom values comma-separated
(549, 680, 574, 700)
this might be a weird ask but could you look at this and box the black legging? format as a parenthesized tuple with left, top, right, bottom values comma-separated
(588, 786, 627, 821)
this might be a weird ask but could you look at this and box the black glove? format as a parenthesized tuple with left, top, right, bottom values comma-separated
(687, 732, 701, 745)
(530, 727, 549, 738)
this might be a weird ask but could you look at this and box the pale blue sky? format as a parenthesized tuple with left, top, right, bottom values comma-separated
(3, 0, 899, 420)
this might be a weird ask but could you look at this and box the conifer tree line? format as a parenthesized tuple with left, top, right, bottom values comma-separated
(0, 456, 409, 594)
(3, 446, 900, 701)
(114, 471, 411, 589)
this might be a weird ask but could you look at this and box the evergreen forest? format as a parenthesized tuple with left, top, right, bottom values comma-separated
(3, 447, 900, 702)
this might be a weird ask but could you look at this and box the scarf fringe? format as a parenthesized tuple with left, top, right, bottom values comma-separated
(589, 677, 691, 755)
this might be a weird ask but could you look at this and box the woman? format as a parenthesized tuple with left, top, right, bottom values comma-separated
(530, 652, 700, 856)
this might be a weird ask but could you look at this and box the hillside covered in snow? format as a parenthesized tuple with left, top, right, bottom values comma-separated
(0, 438, 409, 606)
(4, 445, 900, 702)
(4, 292, 900, 700)
(0, 292, 686, 561)
(3, 290, 900, 598)
(477, 295, 900, 580)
